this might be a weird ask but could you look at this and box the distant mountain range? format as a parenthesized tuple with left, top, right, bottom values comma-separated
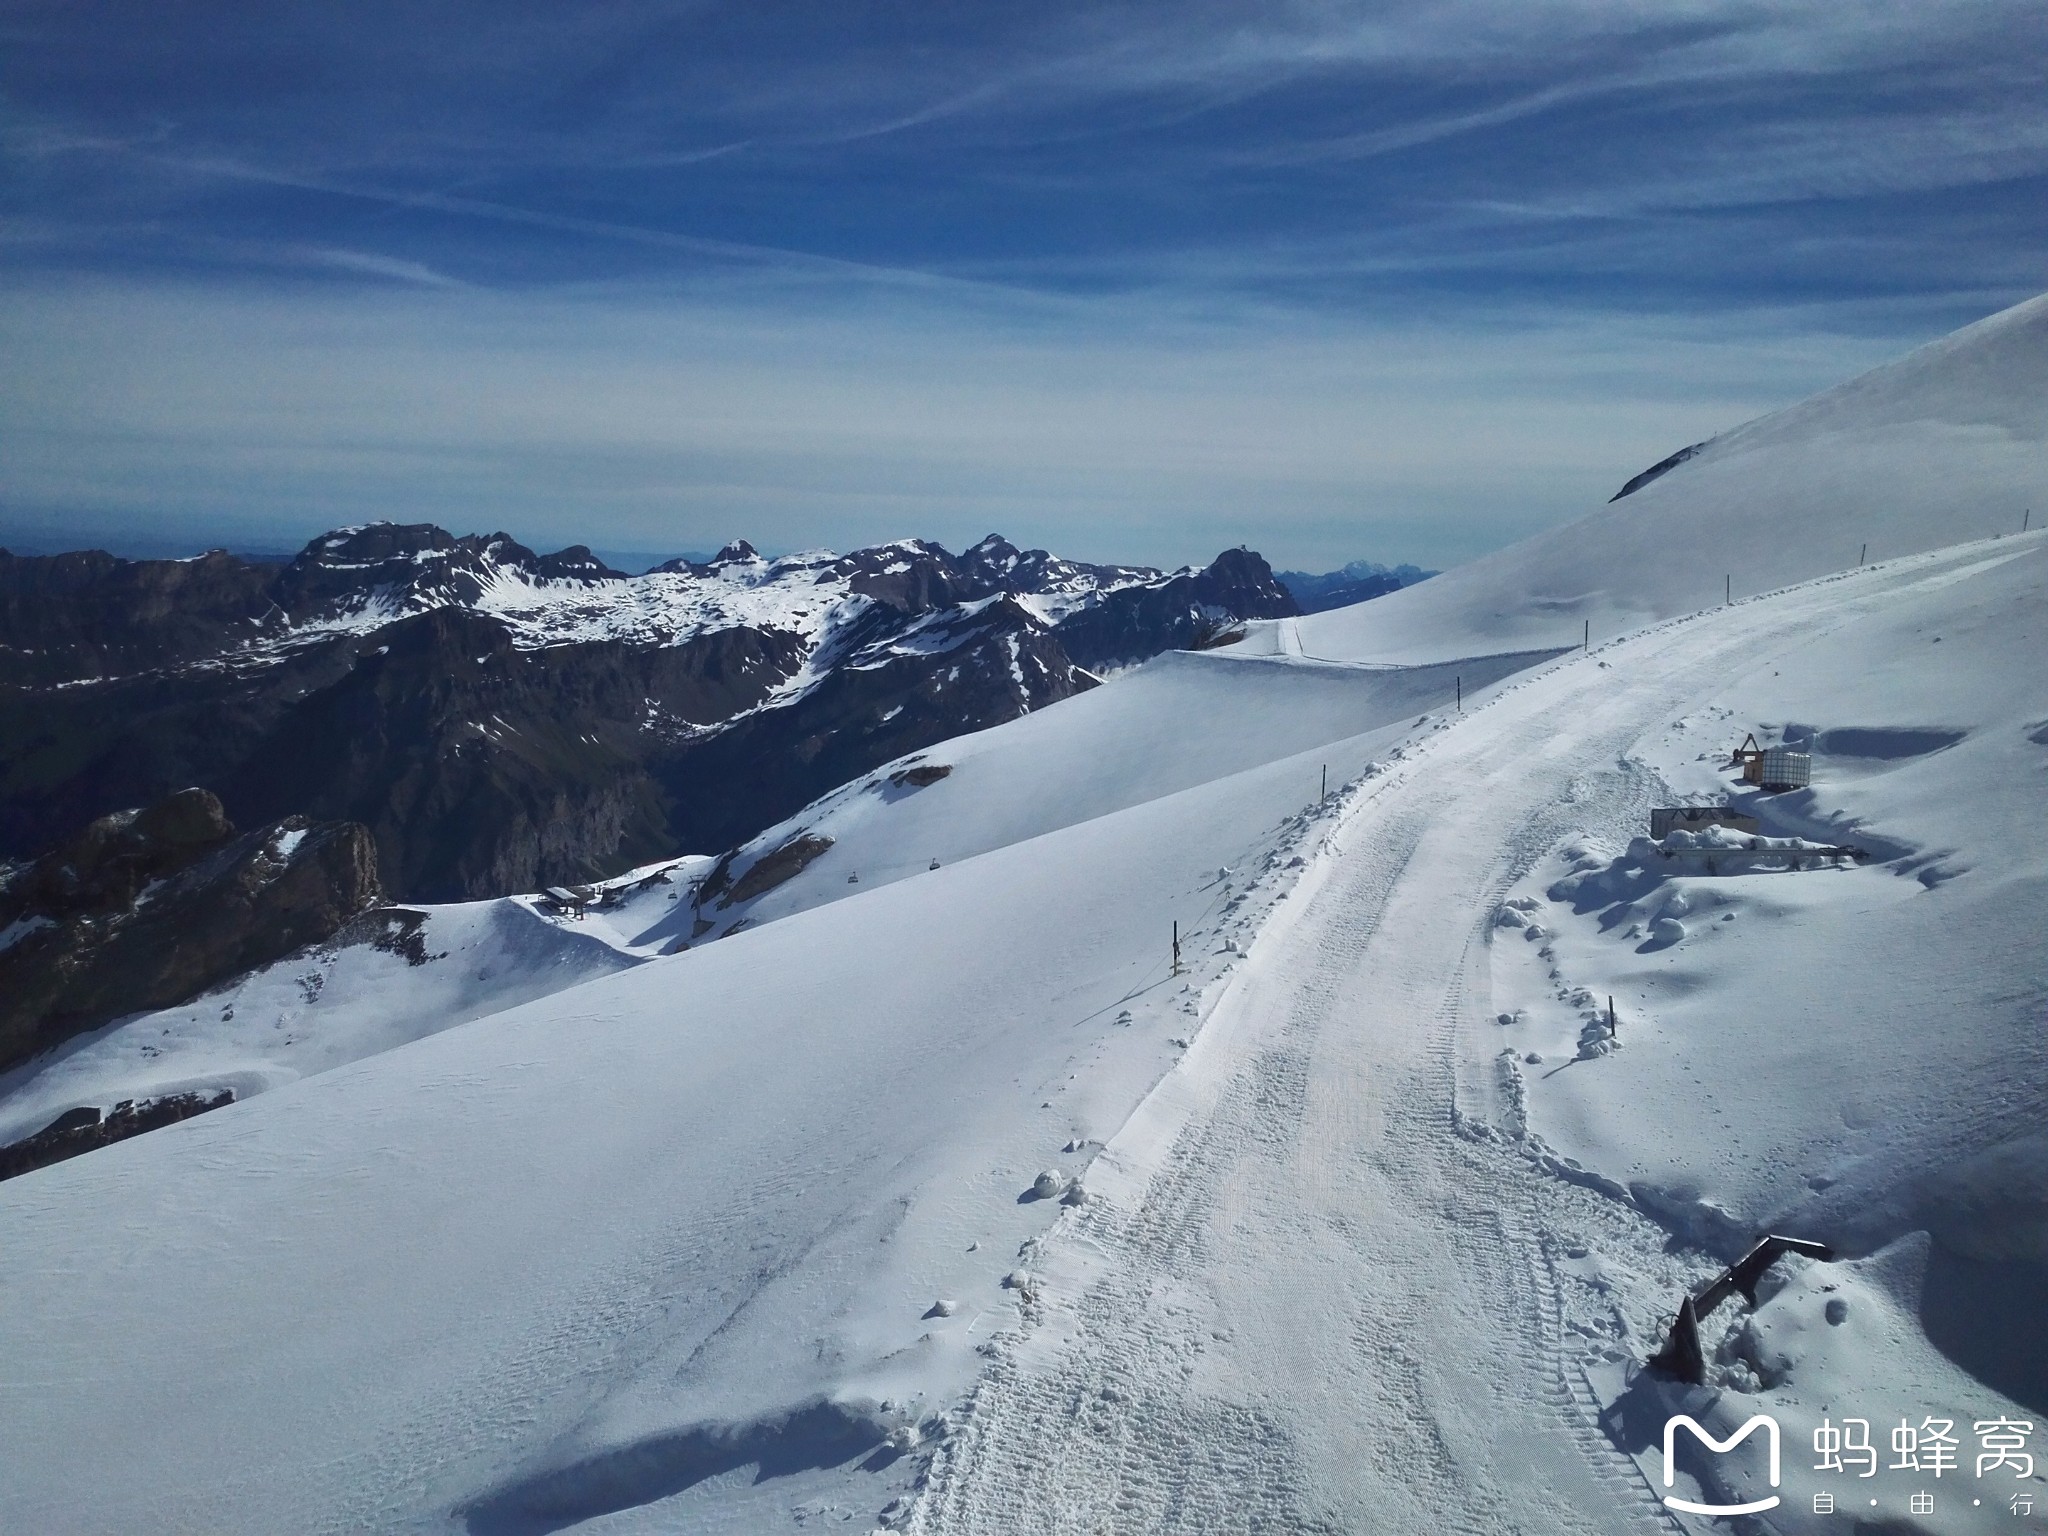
(1275, 559, 1435, 613)
(0, 523, 1319, 901)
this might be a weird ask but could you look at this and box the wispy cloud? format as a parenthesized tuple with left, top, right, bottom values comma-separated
(298, 247, 468, 289)
(0, 1, 2043, 564)
(0, 269, 1918, 570)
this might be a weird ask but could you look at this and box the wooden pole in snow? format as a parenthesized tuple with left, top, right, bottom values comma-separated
(1725, 573, 1731, 605)
(1859, 542, 1866, 566)
(1609, 996, 1616, 1041)
(1321, 763, 1327, 799)
(2026, 509, 2032, 533)
(1456, 675, 1462, 712)
(1583, 619, 1589, 651)
(1172, 921, 1181, 976)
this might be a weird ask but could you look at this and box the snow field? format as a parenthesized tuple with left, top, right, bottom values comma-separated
(673, 645, 1547, 947)
(0, 892, 657, 1147)
(0, 643, 1495, 1534)
(912, 535, 2048, 1535)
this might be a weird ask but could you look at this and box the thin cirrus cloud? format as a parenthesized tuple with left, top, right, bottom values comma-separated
(0, 0, 2043, 569)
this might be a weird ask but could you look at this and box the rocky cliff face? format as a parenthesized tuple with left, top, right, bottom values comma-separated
(0, 524, 1297, 902)
(0, 789, 381, 1074)
(1052, 546, 1300, 671)
(0, 547, 282, 686)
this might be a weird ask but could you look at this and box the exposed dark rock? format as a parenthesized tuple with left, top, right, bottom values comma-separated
(888, 763, 952, 789)
(1188, 624, 1247, 651)
(723, 833, 835, 906)
(5, 605, 805, 902)
(221, 609, 682, 901)
(359, 906, 432, 966)
(0, 795, 381, 1074)
(0, 1090, 236, 1183)
(0, 625, 374, 859)
(1050, 547, 1298, 672)
(0, 546, 281, 687)
(0, 786, 234, 923)
(268, 523, 624, 623)
(650, 538, 760, 576)
(654, 595, 1092, 856)
(1611, 439, 1713, 501)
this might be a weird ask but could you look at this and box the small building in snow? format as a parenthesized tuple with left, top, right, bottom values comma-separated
(540, 885, 594, 918)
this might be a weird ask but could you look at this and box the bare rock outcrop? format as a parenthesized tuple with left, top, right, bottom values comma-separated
(0, 789, 382, 1074)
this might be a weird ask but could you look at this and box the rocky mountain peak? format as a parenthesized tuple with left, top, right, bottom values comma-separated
(964, 533, 1022, 571)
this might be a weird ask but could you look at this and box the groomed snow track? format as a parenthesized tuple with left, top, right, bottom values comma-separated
(907, 539, 2038, 1535)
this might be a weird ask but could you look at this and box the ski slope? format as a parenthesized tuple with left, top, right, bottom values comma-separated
(0, 650, 1527, 1534)
(3, 294, 2046, 1535)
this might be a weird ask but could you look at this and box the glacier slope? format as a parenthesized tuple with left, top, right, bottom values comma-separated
(1266, 292, 2048, 664)
(676, 645, 1547, 948)
(0, 868, 704, 1149)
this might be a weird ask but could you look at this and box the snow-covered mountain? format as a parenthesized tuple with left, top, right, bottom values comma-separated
(3, 293, 2045, 1536)
(265, 527, 1167, 659)
(1275, 557, 1435, 613)
(0, 526, 1296, 908)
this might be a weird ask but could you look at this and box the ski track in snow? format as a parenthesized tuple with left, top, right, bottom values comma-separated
(910, 542, 2026, 1536)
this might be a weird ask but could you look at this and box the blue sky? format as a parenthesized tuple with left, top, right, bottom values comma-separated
(3, 1, 2044, 571)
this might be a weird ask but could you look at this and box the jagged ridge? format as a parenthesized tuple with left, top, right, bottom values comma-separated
(0, 525, 1297, 901)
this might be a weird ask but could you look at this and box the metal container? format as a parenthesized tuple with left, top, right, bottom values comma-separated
(1758, 749, 1811, 791)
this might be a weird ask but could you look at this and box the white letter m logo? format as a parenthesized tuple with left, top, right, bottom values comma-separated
(1661, 1413, 1782, 1515)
